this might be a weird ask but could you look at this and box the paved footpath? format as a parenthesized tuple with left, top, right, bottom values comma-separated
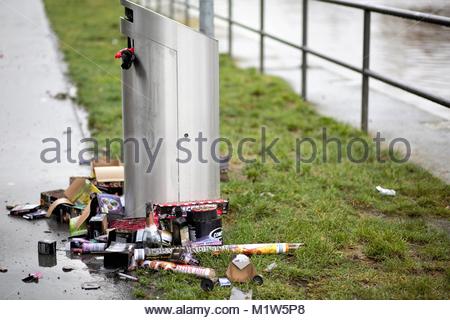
(0, 0, 130, 299)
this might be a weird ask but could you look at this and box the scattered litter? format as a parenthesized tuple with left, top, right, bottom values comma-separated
(7, 155, 304, 294)
(218, 278, 231, 287)
(264, 262, 277, 272)
(68, 86, 77, 99)
(38, 240, 57, 255)
(144, 243, 303, 257)
(259, 192, 275, 198)
(230, 287, 252, 300)
(200, 278, 215, 291)
(9, 204, 40, 216)
(23, 209, 47, 220)
(226, 254, 262, 284)
(142, 260, 216, 280)
(62, 266, 74, 272)
(5, 204, 16, 211)
(38, 254, 57, 267)
(117, 272, 138, 281)
(50, 92, 69, 100)
(252, 274, 264, 285)
(22, 272, 42, 283)
(72, 241, 107, 254)
(0, 268, 7, 273)
(170, 248, 199, 266)
(81, 282, 100, 290)
(104, 242, 134, 269)
(376, 186, 396, 196)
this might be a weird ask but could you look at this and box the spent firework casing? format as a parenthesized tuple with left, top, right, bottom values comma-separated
(143, 260, 216, 279)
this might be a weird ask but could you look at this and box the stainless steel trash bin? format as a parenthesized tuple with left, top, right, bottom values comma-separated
(120, 0, 220, 217)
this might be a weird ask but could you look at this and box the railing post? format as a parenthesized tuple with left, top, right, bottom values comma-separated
(185, 0, 190, 25)
(157, 0, 162, 12)
(259, 0, 265, 73)
(170, 0, 175, 19)
(228, 0, 233, 57)
(301, 0, 308, 100)
(200, 0, 215, 38)
(361, 10, 371, 133)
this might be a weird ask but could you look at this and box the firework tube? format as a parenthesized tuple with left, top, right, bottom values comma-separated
(143, 260, 216, 280)
(143, 243, 303, 257)
(72, 242, 107, 254)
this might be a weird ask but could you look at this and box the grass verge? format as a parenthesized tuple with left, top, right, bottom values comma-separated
(44, 0, 450, 299)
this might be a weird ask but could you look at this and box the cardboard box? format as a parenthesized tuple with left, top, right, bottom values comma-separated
(104, 242, 134, 269)
(40, 189, 65, 209)
(69, 216, 88, 237)
(91, 158, 124, 182)
(47, 201, 84, 224)
(92, 158, 125, 195)
(150, 200, 228, 244)
(109, 229, 137, 243)
(152, 199, 229, 221)
(64, 178, 100, 205)
(88, 214, 108, 239)
(61, 203, 85, 218)
(96, 194, 125, 222)
(96, 181, 124, 195)
(69, 176, 92, 185)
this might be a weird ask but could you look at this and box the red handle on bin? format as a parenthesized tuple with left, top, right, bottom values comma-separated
(114, 47, 135, 59)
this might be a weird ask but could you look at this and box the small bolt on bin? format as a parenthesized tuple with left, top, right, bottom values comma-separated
(118, 1, 220, 217)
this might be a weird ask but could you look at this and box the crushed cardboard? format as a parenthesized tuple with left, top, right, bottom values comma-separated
(46, 198, 73, 218)
(91, 158, 124, 183)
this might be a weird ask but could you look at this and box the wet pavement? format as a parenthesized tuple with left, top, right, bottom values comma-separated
(0, 0, 132, 299)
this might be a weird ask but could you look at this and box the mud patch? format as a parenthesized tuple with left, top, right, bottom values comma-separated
(425, 218, 450, 236)
(342, 244, 376, 265)
(359, 209, 387, 219)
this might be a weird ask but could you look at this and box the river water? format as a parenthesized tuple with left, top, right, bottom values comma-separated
(211, 0, 450, 117)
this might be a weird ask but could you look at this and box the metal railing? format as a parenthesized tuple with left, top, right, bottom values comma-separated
(145, 0, 450, 132)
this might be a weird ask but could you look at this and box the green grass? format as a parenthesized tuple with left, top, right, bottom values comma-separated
(44, 0, 450, 299)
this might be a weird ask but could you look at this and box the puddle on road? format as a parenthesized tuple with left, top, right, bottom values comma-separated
(0, 213, 133, 300)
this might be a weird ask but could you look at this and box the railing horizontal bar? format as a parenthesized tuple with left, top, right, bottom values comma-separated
(316, 0, 450, 26)
(228, 19, 260, 33)
(365, 70, 450, 108)
(305, 47, 362, 73)
(264, 32, 302, 50)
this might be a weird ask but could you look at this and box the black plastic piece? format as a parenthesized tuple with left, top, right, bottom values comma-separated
(121, 49, 135, 70)
(200, 278, 215, 292)
(252, 274, 264, 285)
